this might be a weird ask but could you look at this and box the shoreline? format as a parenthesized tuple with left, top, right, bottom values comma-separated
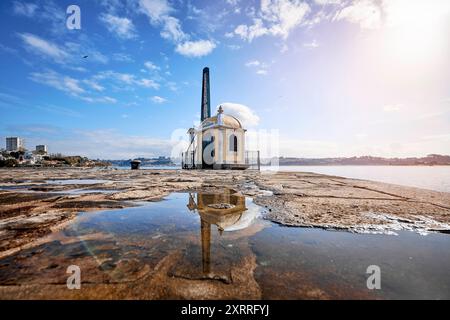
(1, 168, 450, 258)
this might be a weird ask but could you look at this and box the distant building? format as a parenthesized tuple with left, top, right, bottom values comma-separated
(6, 137, 23, 152)
(36, 145, 48, 154)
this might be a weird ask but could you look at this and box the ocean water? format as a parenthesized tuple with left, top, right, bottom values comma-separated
(264, 165, 450, 193)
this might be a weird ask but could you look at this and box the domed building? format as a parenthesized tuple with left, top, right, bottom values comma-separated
(182, 67, 256, 170)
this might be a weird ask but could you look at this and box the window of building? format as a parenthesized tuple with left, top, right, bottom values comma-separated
(229, 135, 238, 152)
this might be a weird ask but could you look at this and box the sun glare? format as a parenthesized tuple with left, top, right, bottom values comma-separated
(382, 0, 450, 64)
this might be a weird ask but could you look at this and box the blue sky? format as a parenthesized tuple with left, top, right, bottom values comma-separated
(0, 0, 449, 159)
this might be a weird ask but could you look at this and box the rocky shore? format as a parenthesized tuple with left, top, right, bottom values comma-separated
(1, 167, 449, 258)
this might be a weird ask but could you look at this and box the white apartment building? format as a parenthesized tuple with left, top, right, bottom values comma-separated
(6, 137, 23, 152)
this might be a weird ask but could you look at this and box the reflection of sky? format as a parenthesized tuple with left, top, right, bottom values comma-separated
(223, 199, 261, 232)
(0, 1, 449, 158)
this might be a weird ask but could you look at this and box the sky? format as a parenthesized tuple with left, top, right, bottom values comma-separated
(0, 0, 449, 159)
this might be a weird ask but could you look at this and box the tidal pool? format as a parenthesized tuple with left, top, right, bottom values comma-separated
(0, 191, 449, 299)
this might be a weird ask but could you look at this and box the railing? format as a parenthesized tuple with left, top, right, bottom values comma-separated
(245, 151, 260, 171)
(181, 151, 195, 169)
(182, 150, 260, 170)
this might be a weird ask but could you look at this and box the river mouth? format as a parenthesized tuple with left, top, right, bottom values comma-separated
(0, 191, 449, 299)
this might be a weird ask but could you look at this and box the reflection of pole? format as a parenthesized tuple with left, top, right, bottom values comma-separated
(201, 219, 211, 274)
(257, 150, 261, 171)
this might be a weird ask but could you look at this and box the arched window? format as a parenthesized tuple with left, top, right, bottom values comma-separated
(229, 134, 238, 152)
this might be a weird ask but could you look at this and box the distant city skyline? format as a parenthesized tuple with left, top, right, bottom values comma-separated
(0, 0, 449, 159)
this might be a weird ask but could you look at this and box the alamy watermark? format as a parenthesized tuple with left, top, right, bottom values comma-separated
(66, 5, 81, 30)
(66, 265, 81, 290)
(366, 265, 381, 290)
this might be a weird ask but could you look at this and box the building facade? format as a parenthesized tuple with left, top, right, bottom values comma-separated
(182, 68, 251, 170)
(35, 145, 48, 154)
(6, 137, 23, 152)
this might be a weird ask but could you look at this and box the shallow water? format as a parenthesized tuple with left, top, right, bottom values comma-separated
(0, 192, 449, 299)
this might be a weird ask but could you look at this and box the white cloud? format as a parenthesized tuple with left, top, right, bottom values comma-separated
(383, 104, 402, 112)
(29, 71, 84, 95)
(175, 40, 217, 57)
(314, 0, 342, 5)
(83, 80, 105, 92)
(160, 16, 187, 42)
(167, 81, 178, 92)
(217, 103, 260, 127)
(101, 96, 118, 104)
(334, 0, 382, 29)
(113, 53, 134, 62)
(95, 71, 160, 90)
(51, 129, 176, 159)
(303, 39, 319, 48)
(13, 1, 38, 17)
(234, 19, 269, 42)
(245, 60, 261, 67)
(138, 0, 187, 42)
(261, 0, 311, 38)
(138, 0, 173, 23)
(226, 0, 240, 5)
(227, 44, 241, 50)
(81, 96, 118, 104)
(151, 96, 167, 103)
(246, 59, 269, 74)
(140, 78, 160, 89)
(29, 71, 120, 104)
(234, 0, 310, 42)
(100, 14, 137, 39)
(137, 0, 215, 57)
(144, 61, 160, 71)
(19, 33, 69, 62)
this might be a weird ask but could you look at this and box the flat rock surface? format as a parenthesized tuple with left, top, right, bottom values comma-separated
(0, 167, 449, 256)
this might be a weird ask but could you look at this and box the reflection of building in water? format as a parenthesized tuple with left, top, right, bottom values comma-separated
(187, 190, 247, 274)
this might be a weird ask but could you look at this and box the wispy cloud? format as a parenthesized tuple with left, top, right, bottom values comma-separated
(175, 40, 216, 58)
(83, 80, 105, 92)
(245, 59, 269, 75)
(256, 69, 268, 75)
(29, 70, 118, 104)
(100, 13, 137, 39)
(217, 102, 260, 127)
(334, 0, 382, 30)
(19, 33, 69, 62)
(30, 71, 84, 95)
(144, 61, 160, 71)
(233, 0, 311, 42)
(63, 129, 175, 159)
(19, 33, 109, 66)
(151, 96, 167, 104)
(12, 1, 38, 17)
(383, 104, 403, 112)
(245, 60, 261, 67)
(303, 39, 319, 48)
(94, 71, 160, 90)
(137, 0, 216, 57)
(113, 53, 134, 62)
